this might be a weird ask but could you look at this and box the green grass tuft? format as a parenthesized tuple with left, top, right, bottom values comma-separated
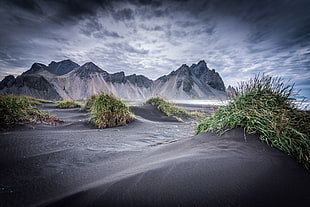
(0, 95, 62, 128)
(84, 94, 97, 110)
(89, 93, 134, 128)
(195, 74, 310, 169)
(145, 97, 196, 121)
(57, 100, 81, 109)
(15, 95, 57, 104)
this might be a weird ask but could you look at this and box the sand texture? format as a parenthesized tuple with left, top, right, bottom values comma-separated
(0, 103, 309, 207)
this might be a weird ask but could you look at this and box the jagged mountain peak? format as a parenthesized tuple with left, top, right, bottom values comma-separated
(0, 75, 15, 89)
(127, 73, 149, 79)
(167, 64, 190, 77)
(104, 71, 126, 83)
(226, 85, 237, 96)
(22, 60, 79, 76)
(49, 59, 74, 65)
(0, 74, 61, 100)
(127, 74, 153, 88)
(176, 64, 189, 71)
(178, 64, 190, 72)
(80, 62, 102, 70)
(156, 64, 191, 83)
(113, 71, 125, 76)
(180, 64, 189, 68)
(22, 63, 48, 75)
(190, 60, 206, 69)
(190, 60, 209, 78)
(48, 59, 79, 76)
(32, 62, 47, 68)
(197, 60, 207, 66)
(75, 62, 107, 79)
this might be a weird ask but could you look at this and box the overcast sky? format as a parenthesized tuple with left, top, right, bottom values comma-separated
(0, 0, 309, 98)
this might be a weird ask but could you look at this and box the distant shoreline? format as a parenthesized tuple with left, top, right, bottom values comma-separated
(125, 99, 309, 110)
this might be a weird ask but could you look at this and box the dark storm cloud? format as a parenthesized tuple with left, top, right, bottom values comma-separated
(1, 0, 164, 23)
(79, 17, 103, 36)
(136, 7, 168, 19)
(140, 24, 163, 31)
(231, 0, 310, 48)
(0, 0, 107, 24)
(90, 30, 123, 39)
(112, 8, 135, 21)
(132, 0, 162, 7)
(167, 0, 310, 50)
(1, 0, 42, 13)
(102, 30, 123, 38)
(49, 0, 112, 18)
(284, 20, 310, 47)
(175, 21, 196, 28)
(79, 16, 123, 38)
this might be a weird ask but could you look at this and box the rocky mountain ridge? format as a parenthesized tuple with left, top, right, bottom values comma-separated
(0, 74, 61, 100)
(0, 59, 227, 100)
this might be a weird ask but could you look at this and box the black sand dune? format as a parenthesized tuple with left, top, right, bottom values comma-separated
(0, 103, 309, 207)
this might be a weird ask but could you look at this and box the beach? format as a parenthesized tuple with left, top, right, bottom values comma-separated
(0, 103, 309, 207)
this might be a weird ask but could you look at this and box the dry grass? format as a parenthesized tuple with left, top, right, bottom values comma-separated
(0, 95, 62, 129)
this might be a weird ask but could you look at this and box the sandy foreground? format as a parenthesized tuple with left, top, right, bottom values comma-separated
(0, 103, 309, 207)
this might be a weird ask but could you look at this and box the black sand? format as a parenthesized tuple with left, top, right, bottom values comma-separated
(0, 103, 309, 207)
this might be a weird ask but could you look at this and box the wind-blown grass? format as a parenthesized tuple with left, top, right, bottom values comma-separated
(0, 95, 62, 128)
(89, 93, 134, 128)
(57, 100, 81, 108)
(84, 94, 97, 110)
(145, 97, 199, 121)
(196, 74, 310, 169)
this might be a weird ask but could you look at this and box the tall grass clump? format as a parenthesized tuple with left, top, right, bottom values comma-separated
(0, 95, 61, 128)
(145, 97, 192, 121)
(195, 74, 310, 169)
(57, 100, 81, 108)
(84, 94, 97, 110)
(89, 93, 134, 128)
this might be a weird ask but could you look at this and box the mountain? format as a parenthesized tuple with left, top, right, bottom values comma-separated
(22, 63, 49, 75)
(48, 59, 79, 75)
(22, 59, 79, 76)
(0, 74, 61, 100)
(1, 60, 79, 100)
(190, 60, 225, 91)
(32, 61, 154, 100)
(153, 61, 226, 99)
(0, 60, 227, 100)
(75, 62, 108, 79)
(226, 85, 237, 97)
(127, 74, 153, 88)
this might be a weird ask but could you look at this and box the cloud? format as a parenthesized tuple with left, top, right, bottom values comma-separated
(106, 42, 149, 55)
(140, 24, 163, 31)
(79, 17, 124, 39)
(46, 0, 112, 21)
(0, 0, 309, 98)
(1, 0, 42, 13)
(96, 30, 123, 39)
(112, 8, 135, 21)
(132, 0, 163, 7)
